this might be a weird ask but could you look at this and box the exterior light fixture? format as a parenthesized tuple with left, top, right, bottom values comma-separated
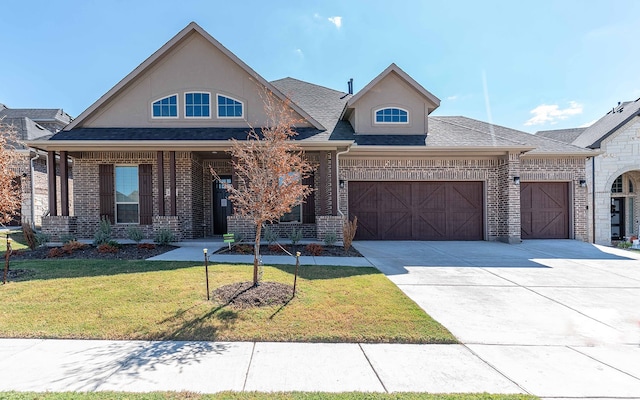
(339, 180, 345, 189)
(579, 179, 587, 188)
(513, 177, 520, 185)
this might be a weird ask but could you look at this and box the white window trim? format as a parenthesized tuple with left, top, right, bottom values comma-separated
(115, 165, 140, 225)
(216, 93, 245, 119)
(151, 93, 179, 119)
(184, 91, 212, 119)
(373, 107, 410, 125)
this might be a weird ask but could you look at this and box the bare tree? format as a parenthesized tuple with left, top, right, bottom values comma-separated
(0, 122, 21, 226)
(211, 92, 313, 286)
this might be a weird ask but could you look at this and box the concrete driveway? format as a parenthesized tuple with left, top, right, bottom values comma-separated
(353, 239, 640, 398)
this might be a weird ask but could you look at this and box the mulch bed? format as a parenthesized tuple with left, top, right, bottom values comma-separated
(212, 281, 294, 308)
(215, 243, 362, 257)
(6, 244, 178, 261)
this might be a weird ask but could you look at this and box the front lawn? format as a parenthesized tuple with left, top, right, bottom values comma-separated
(0, 392, 538, 400)
(0, 259, 455, 343)
(0, 229, 28, 252)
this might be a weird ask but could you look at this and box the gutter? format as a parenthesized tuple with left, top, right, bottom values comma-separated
(29, 151, 39, 229)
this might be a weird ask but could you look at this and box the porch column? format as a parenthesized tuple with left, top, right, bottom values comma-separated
(318, 151, 328, 215)
(59, 151, 69, 216)
(47, 151, 57, 216)
(330, 150, 338, 216)
(169, 151, 177, 216)
(157, 151, 165, 216)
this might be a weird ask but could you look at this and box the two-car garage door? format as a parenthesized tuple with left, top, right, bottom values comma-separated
(348, 181, 570, 241)
(348, 181, 484, 240)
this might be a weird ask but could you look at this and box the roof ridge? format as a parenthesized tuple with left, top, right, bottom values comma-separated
(271, 77, 349, 96)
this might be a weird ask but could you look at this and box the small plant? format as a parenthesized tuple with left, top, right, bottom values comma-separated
(137, 242, 156, 250)
(343, 216, 358, 252)
(233, 232, 244, 243)
(263, 225, 279, 244)
(93, 216, 113, 245)
(97, 243, 119, 253)
(288, 228, 303, 246)
(617, 241, 632, 249)
(47, 247, 65, 258)
(323, 232, 338, 247)
(34, 232, 50, 247)
(126, 226, 144, 244)
(21, 223, 37, 250)
(62, 240, 87, 254)
(305, 243, 323, 256)
(235, 244, 253, 254)
(60, 234, 77, 244)
(154, 229, 175, 246)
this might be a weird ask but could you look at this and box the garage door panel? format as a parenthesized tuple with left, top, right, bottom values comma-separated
(521, 182, 569, 239)
(349, 181, 483, 240)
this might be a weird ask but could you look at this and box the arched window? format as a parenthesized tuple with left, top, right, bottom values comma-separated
(185, 92, 210, 117)
(611, 176, 623, 193)
(375, 107, 408, 124)
(217, 95, 244, 118)
(152, 95, 178, 118)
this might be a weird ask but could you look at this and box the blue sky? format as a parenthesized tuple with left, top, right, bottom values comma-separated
(2, 0, 639, 133)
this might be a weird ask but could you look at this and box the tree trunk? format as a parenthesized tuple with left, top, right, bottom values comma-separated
(253, 223, 262, 286)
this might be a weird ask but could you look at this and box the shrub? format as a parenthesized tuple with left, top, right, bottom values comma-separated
(233, 232, 244, 243)
(97, 243, 119, 253)
(60, 234, 77, 244)
(62, 240, 87, 254)
(21, 223, 37, 250)
(305, 243, 323, 256)
(126, 226, 144, 243)
(47, 247, 65, 258)
(323, 232, 338, 247)
(137, 243, 156, 250)
(617, 241, 632, 249)
(288, 228, 303, 245)
(263, 225, 279, 244)
(343, 216, 358, 252)
(93, 216, 113, 245)
(154, 229, 175, 246)
(235, 244, 253, 254)
(34, 232, 50, 247)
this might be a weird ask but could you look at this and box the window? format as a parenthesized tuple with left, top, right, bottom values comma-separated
(185, 92, 210, 117)
(375, 107, 408, 124)
(152, 95, 178, 118)
(612, 176, 623, 193)
(115, 166, 139, 223)
(629, 179, 634, 193)
(217, 95, 244, 118)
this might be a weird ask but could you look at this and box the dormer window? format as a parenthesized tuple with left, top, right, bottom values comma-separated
(217, 95, 244, 118)
(185, 92, 210, 118)
(375, 107, 408, 124)
(152, 95, 178, 118)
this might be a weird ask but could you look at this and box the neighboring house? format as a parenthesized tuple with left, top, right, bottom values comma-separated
(28, 22, 593, 243)
(0, 105, 73, 227)
(537, 99, 640, 244)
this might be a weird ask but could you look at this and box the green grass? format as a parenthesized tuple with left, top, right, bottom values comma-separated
(0, 229, 28, 252)
(0, 259, 455, 343)
(0, 392, 539, 400)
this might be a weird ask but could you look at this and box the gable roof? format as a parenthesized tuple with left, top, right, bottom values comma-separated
(65, 22, 324, 131)
(345, 63, 440, 112)
(571, 98, 640, 148)
(535, 127, 587, 144)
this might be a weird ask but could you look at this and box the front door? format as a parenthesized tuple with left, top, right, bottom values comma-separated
(611, 197, 625, 240)
(213, 176, 232, 235)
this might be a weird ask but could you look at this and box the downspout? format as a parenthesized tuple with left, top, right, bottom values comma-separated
(29, 151, 39, 229)
(592, 156, 596, 244)
(335, 146, 351, 217)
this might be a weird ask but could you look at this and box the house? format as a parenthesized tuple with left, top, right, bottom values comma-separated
(0, 105, 72, 227)
(537, 99, 640, 244)
(27, 22, 593, 243)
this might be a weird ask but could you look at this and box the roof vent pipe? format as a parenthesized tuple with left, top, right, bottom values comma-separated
(347, 78, 353, 95)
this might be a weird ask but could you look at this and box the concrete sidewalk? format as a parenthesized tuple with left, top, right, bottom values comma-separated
(0, 339, 523, 394)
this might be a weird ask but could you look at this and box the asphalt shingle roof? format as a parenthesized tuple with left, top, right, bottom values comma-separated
(0, 108, 72, 124)
(535, 128, 587, 144)
(571, 99, 640, 148)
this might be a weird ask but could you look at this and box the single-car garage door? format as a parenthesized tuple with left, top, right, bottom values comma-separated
(520, 182, 569, 239)
(348, 181, 484, 240)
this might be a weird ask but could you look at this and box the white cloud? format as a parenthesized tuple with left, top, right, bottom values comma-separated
(313, 13, 321, 19)
(524, 101, 583, 126)
(447, 95, 458, 101)
(328, 16, 342, 29)
(294, 48, 304, 58)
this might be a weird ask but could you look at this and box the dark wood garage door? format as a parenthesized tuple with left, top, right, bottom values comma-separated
(520, 182, 569, 239)
(348, 181, 483, 240)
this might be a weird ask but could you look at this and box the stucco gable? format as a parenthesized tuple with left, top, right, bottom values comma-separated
(66, 22, 323, 131)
